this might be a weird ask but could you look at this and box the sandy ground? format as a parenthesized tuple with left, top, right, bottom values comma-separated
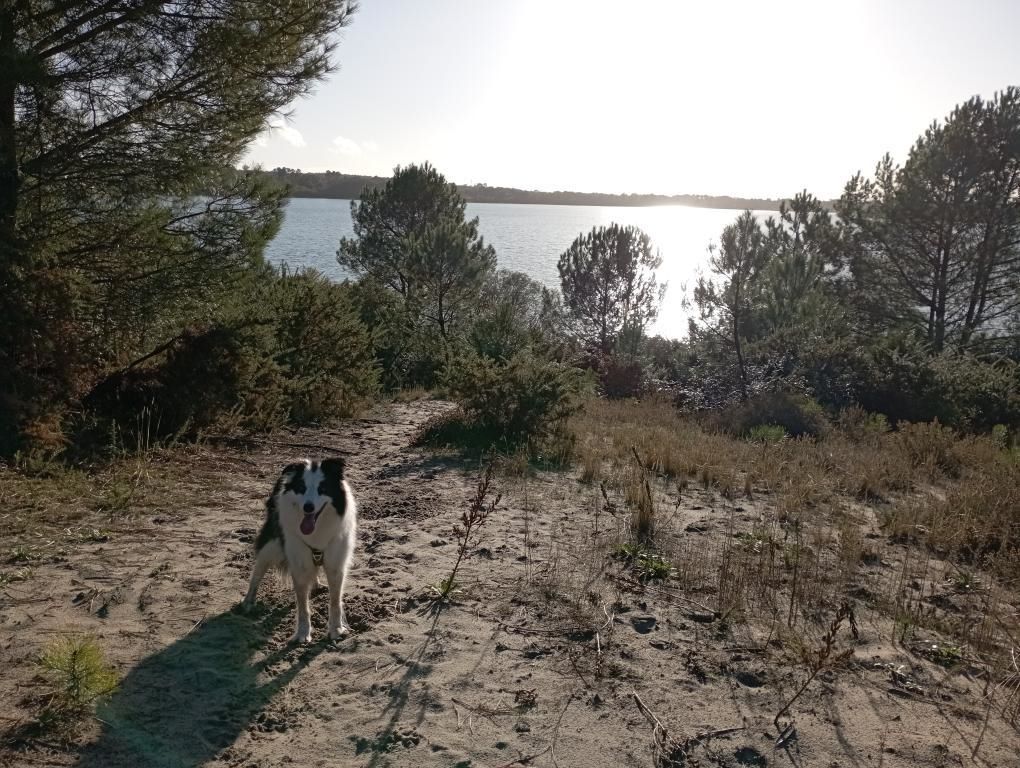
(1, 400, 1018, 768)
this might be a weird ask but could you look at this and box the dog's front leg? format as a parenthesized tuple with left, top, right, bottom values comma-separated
(290, 569, 315, 644)
(325, 565, 351, 640)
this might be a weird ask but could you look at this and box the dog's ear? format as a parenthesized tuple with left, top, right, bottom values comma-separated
(281, 461, 306, 477)
(320, 457, 345, 478)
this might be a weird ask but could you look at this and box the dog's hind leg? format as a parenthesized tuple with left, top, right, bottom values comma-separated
(242, 539, 283, 610)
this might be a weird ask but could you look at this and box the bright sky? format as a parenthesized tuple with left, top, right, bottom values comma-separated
(244, 0, 1020, 200)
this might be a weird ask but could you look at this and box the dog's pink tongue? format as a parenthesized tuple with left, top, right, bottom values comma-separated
(300, 514, 316, 535)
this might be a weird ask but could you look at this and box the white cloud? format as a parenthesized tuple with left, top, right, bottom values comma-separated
(330, 136, 380, 157)
(267, 116, 306, 147)
(331, 135, 364, 156)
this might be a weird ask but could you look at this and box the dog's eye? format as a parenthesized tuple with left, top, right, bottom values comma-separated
(286, 480, 306, 494)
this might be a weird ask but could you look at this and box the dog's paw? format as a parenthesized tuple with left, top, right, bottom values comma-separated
(290, 628, 313, 644)
(327, 625, 351, 641)
(237, 599, 255, 614)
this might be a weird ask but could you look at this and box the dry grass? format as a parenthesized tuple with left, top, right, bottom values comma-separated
(0, 450, 169, 575)
(568, 396, 1020, 715)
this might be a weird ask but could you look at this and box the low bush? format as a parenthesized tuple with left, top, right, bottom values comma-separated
(747, 424, 787, 444)
(836, 405, 889, 443)
(348, 277, 449, 390)
(415, 352, 589, 453)
(598, 353, 646, 399)
(709, 391, 829, 438)
(82, 269, 379, 443)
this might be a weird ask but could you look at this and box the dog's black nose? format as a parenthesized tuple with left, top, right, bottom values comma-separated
(303, 501, 315, 514)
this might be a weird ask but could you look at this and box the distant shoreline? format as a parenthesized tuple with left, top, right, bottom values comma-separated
(256, 168, 790, 211)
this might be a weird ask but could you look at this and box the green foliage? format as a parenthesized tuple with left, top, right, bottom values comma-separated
(837, 87, 1020, 352)
(347, 277, 448, 391)
(416, 352, 589, 452)
(614, 543, 672, 582)
(83, 268, 378, 440)
(340, 162, 476, 296)
(692, 211, 768, 400)
(991, 424, 1010, 449)
(710, 391, 829, 439)
(837, 406, 890, 443)
(260, 269, 380, 423)
(759, 192, 844, 334)
(848, 339, 1020, 431)
(557, 223, 665, 357)
(38, 635, 118, 720)
(747, 425, 787, 444)
(691, 198, 843, 405)
(407, 219, 496, 339)
(338, 163, 502, 388)
(0, 0, 357, 454)
(469, 270, 559, 361)
(339, 163, 495, 341)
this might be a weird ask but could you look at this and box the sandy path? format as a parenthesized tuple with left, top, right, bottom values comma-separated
(2, 400, 1018, 768)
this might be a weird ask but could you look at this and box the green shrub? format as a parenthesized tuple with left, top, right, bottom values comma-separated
(614, 543, 672, 582)
(747, 424, 786, 444)
(265, 270, 379, 423)
(927, 352, 1020, 432)
(468, 270, 552, 362)
(837, 405, 890, 443)
(416, 352, 588, 452)
(38, 635, 118, 720)
(710, 391, 829, 438)
(348, 277, 449, 390)
(847, 340, 1020, 432)
(82, 323, 278, 442)
(82, 269, 379, 442)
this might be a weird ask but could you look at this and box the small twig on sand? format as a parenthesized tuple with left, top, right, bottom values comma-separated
(633, 692, 745, 764)
(630, 579, 719, 617)
(450, 697, 514, 726)
(549, 691, 576, 768)
(494, 745, 551, 768)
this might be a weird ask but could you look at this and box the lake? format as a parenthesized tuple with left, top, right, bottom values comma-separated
(265, 197, 776, 339)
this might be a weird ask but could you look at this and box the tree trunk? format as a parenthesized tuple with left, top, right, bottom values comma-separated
(732, 266, 749, 402)
(733, 311, 749, 402)
(933, 243, 950, 353)
(0, 7, 19, 269)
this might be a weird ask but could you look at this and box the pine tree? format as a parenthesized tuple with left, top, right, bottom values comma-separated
(692, 211, 767, 401)
(338, 162, 495, 340)
(837, 87, 1020, 352)
(0, 0, 357, 450)
(557, 223, 664, 357)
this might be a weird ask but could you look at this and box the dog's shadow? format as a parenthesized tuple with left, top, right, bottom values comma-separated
(75, 606, 322, 768)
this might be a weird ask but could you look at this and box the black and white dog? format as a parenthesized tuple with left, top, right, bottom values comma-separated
(242, 458, 356, 643)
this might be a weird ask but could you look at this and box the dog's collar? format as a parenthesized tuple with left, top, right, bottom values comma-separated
(310, 547, 324, 566)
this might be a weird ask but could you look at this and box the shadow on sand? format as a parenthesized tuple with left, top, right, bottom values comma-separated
(75, 606, 323, 768)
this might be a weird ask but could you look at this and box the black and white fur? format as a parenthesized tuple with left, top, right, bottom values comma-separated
(242, 457, 356, 643)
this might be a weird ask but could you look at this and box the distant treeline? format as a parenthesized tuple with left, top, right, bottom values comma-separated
(256, 167, 788, 210)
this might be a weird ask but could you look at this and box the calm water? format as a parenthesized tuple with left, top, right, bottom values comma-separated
(265, 197, 774, 339)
